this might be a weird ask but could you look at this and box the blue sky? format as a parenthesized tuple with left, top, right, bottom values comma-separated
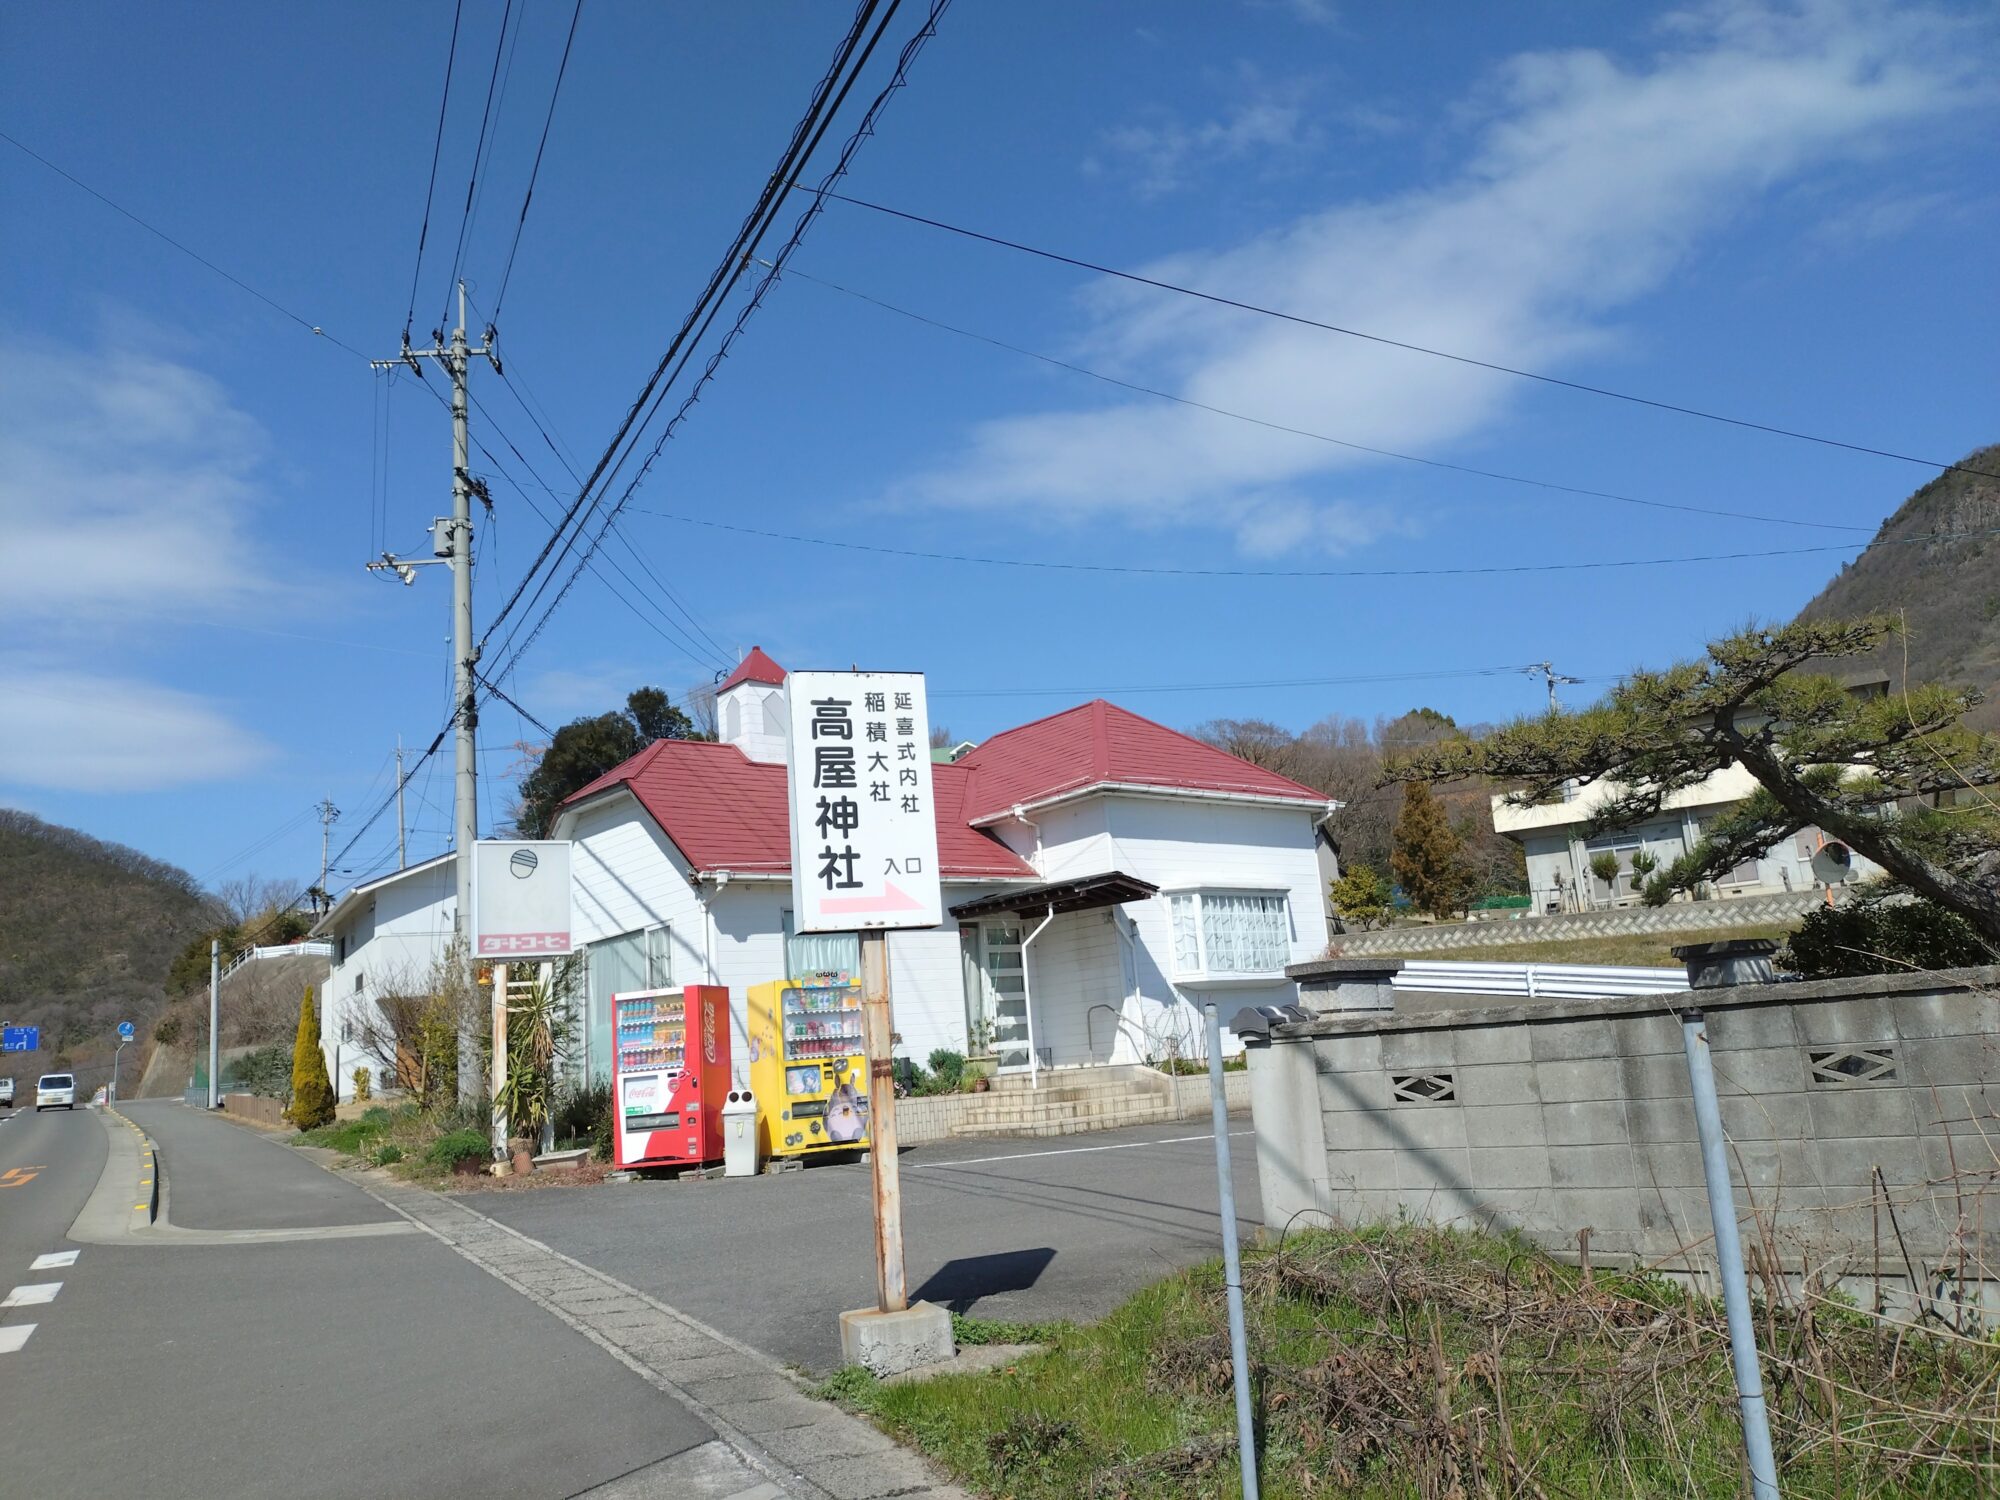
(3, 0, 1995, 895)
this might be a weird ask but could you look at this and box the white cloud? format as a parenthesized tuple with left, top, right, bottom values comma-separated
(906, 1, 1987, 554)
(0, 334, 276, 625)
(0, 664, 274, 791)
(1098, 83, 1321, 198)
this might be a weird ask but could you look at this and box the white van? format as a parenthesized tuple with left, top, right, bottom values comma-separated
(36, 1074, 76, 1111)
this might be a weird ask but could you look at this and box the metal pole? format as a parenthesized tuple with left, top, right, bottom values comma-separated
(396, 738, 407, 871)
(448, 280, 482, 1106)
(491, 962, 509, 1159)
(859, 930, 907, 1312)
(208, 938, 221, 1108)
(1682, 1009, 1780, 1500)
(1204, 1003, 1259, 1500)
(112, 1040, 124, 1103)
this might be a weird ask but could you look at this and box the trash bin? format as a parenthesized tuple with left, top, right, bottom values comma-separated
(722, 1087, 758, 1178)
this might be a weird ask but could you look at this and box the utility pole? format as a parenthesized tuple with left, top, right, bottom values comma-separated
(207, 938, 220, 1109)
(395, 738, 407, 871)
(1526, 661, 1582, 714)
(372, 281, 499, 1108)
(316, 798, 340, 910)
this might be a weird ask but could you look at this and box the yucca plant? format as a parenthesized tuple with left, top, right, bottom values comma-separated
(495, 957, 580, 1150)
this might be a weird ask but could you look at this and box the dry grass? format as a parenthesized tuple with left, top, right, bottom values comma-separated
(823, 1223, 2000, 1498)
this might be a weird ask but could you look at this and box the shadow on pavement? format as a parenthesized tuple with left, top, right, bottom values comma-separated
(912, 1245, 1057, 1313)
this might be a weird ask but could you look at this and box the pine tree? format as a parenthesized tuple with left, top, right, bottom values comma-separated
(1391, 782, 1470, 919)
(286, 986, 336, 1129)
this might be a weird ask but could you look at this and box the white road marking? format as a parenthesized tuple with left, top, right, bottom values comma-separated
(2, 1283, 61, 1307)
(910, 1130, 1254, 1170)
(31, 1252, 78, 1270)
(0, 1324, 35, 1353)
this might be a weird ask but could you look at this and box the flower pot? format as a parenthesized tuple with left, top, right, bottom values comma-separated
(508, 1136, 535, 1178)
(971, 1077, 991, 1093)
(962, 1053, 998, 1084)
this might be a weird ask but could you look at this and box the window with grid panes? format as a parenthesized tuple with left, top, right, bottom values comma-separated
(1169, 891, 1290, 978)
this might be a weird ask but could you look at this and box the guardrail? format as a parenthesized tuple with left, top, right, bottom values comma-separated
(220, 941, 333, 981)
(1393, 959, 1690, 1000)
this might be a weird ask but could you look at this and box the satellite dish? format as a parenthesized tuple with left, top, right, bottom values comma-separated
(1811, 841, 1853, 885)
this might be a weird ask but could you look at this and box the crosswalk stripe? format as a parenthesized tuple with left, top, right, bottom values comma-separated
(2, 1283, 61, 1308)
(0, 1324, 35, 1353)
(30, 1252, 78, 1270)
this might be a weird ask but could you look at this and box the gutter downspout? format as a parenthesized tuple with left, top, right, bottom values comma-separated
(1113, 910, 1143, 1066)
(1021, 901, 1055, 1091)
(1011, 803, 1043, 875)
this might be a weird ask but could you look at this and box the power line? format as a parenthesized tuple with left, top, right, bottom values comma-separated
(476, 0, 900, 659)
(489, 0, 952, 689)
(476, 672, 552, 736)
(772, 263, 1874, 535)
(438, 0, 520, 331)
(491, 0, 585, 327)
(933, 665, 1548, 701)
(817, 190, 2000, 483)
(404, 0, 465, 346)
(1, 129, 367, 359)
(630, 507, 2000, 580)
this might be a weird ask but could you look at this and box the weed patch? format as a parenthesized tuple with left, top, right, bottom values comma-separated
(827, 1224, 1999, 1497)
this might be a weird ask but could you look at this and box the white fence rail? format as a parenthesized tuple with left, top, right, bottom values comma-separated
(1393, 959, 1689, 1000)
(221, 941, 334, 980)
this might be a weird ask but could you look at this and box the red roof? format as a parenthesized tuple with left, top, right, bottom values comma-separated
(954, 700, 1327, 824)
(561, 739, 1037, 881)
(718, 646, 787, 693)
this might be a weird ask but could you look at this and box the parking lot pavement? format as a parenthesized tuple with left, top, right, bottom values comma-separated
(469, 1117, 1260, 1373)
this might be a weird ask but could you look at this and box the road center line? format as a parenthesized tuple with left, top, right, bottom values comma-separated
(2, 1282, 62, 1307)
(909, 1129, 1254, 1170)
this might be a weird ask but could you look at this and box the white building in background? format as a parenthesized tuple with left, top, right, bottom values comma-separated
(1494, 764, 1881, 913)
(311, 853, 455, 1100)
(554, 647, 1340, 1085)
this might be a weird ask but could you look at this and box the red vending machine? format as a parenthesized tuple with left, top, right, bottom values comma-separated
(612, 985, 731, 1169)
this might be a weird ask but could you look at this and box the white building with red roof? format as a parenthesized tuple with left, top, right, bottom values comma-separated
(553, 649, 1338, 1084)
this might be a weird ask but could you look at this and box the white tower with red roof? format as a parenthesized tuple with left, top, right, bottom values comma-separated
(715, 646, 789, 764)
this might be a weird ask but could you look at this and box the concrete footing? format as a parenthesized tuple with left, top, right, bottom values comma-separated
(838, 1300, 954, 1377)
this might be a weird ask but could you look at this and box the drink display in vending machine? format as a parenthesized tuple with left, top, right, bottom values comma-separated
(745, 973, 869, 1164)
(612, 985, 731, 1169)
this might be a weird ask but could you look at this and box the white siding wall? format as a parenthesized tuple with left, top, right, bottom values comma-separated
(970, 793, 1329, 1068)
(320, 861, 456, 1100)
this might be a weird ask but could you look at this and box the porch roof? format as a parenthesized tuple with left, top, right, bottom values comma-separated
(948, 870, 1158, 920)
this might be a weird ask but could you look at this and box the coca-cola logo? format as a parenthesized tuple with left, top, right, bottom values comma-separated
(703, 994, 718, 1065)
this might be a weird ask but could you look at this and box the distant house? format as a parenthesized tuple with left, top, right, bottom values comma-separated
(554, 649, 1340, 1084)
(310, 853, 455, 1099)
(1492, 764, 1880, 912)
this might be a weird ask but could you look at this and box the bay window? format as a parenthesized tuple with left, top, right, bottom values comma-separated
(1168, 890, 1291, 980)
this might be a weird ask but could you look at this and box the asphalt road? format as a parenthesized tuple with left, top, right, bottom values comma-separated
(0, 1102, 714, 1500)
(473, 1118, 1261, 1373)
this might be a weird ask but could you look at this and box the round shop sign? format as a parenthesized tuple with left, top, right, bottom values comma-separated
(509, 847, 539, 879)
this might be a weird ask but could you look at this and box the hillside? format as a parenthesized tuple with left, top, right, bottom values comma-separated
(0, 808, 215, 1065)
(1797, 442, 2000, 725)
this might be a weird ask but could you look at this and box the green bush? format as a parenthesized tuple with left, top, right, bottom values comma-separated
(286, 987, 336, 1130)
(225, 1044, 293, 1100)
(352, 1066, 371, 1101)
(1782, 885, 1993, 978)
(424, 1128, 491, 1170)
(554, 1082, 613, 1159)
(927, 1049, 965, 1092)
(371, 1142, 405, 1166)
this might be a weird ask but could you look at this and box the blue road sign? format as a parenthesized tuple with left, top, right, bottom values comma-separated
(117, 1021, 136, 1041)
(2, 1026, 39, 1053)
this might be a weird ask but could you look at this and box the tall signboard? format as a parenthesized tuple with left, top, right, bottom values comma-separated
(471, 840, 575, 958)
(785, 671, 943, 933)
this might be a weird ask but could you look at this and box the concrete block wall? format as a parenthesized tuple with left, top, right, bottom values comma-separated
(1247, 966, 2000, 1274)
(892, 1065, 1250, 1145)
(1332, 887, 1846, 958)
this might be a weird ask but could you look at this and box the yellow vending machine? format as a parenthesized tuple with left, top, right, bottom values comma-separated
(745, 973, 870, 1165)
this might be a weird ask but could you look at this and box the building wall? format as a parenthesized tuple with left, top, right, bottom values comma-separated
(1243, 966, 2000, 1278)
(320, 861, 456, 1101)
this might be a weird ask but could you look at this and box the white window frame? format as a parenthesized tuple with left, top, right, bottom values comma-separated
(1165, 888, 1293, 984)
(643, 922, 672, 988)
